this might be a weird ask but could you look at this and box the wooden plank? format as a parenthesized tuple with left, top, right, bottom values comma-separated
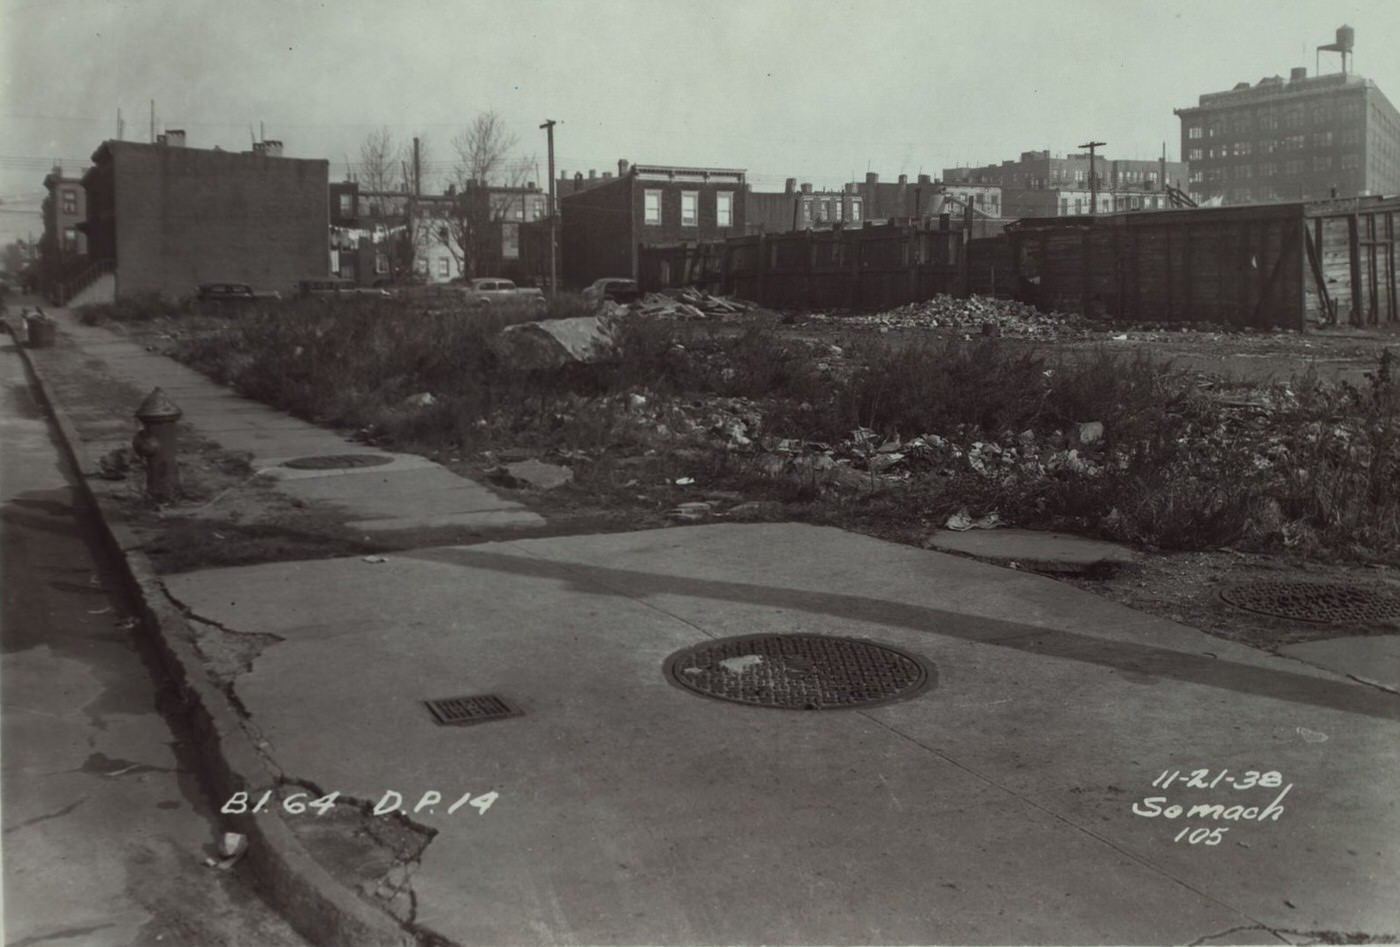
(1347, 214, 1363, 326)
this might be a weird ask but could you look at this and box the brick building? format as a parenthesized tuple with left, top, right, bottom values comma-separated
(943, 151, 1185, 217)
(1174, 31, 1400, 205)
(747, 180, 865, 233)
(80, 133, 329, 298)
(43, 165, 87, 258)
(559, 160, 746, 286)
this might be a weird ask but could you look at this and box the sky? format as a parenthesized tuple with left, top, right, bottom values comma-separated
(3, 0, 1400, 246)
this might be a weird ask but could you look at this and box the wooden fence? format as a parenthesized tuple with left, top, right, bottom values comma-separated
(1005, 197, 1400, 330)
(638, 222, 967, 311)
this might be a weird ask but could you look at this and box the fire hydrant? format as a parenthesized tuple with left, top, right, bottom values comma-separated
(133, 387, 182, 501)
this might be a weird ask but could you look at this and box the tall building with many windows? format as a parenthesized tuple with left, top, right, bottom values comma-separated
(1175, 32, 1400, 205)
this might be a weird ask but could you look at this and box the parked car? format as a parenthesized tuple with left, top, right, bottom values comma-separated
(456, 277, 547, 309)
(196, 282, 281, 303)
(295, 278, 391, 300)
(582, 278, 641, 307)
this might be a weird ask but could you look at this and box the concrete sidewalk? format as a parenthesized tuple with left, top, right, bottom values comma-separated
(13, 305, 1400, 946)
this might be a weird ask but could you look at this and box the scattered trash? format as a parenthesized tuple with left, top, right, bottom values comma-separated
(97, 448, 132, 480)
(719, 654, 764, 673)
(1296, 727, 1328, 743)
(87, 607, 112, 615)
(945, 510, 1004, 531)
(1076, 421, 1105, 445)
(674, 476, 695, 485)
(667, 501, 713, 522)
(203, 832, 249, 871)
(402, 392, 437, 407)
(362, 555, 388, 564)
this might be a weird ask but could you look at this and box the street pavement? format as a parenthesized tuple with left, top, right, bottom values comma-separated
(0, 332, 307, 946)
(10, 303, 1400, 946)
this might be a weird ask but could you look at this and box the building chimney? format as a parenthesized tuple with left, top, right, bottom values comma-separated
(602, 171, 612, 180)
(866, 172, 878, 186)
(898, 174, 908, 185)
(589, 169, 596, 179)
(618, 159, 630, 177)
(262, 140, 283, 157)
(165, 129, 186, 147)
(917, 173, 931, 185)
(784, 178, 797, 194)
(800, 182, 812, 194)
(574, 172, 583, 191)
(1290, 66, 1307, 81)
(251, 141, 267, 156)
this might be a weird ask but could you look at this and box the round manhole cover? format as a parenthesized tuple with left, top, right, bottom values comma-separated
(1219, 581, 1400, 624)
(281, 454, 395, 470)
(664, 634, 933, 710)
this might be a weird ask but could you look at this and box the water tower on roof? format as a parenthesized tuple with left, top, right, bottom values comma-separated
(1317, 25, 1354, 77)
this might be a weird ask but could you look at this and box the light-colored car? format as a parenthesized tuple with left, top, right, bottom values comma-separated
(457, 278, 547, 309)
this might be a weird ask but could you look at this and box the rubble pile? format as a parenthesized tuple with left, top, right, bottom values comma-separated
(802, 295, 1085, 339)
(611, 288, 754, 320)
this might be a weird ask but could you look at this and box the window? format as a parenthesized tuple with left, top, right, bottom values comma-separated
(816, 200, 829, 223)
(644, 189, 661, 224)
(715, 191, 733, 227)
(63, 227, 76, 251)
(1313, 156, 1332, 171)
(832, 198, 843, 221)
(1341, 153, 1361, 170)
(680, 191, 697, 227)
(502, 222, 519, 259)
(375, 252, 388, 274)
(61, 189, 77, 214)
(849, 200, 861, 222)
(340, 193, 355, 216)
(1073, 198, 1083, 214)
(438, 258, 450, 278)
(1260, 162, 1276, 177)
(801, 199, 812, 225)
(1189, 148, 1203, 161)
(1236, 142, 1252, 156)
(1188, 126, 1203, 139)
(1059, 197, 1069, 215)
(1313, 131, 1333, 148)
(1189, 170, 1204, 183)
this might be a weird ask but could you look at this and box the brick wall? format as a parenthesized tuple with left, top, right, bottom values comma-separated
(100, 141, 328, 298)
(560, 176, 634, 287)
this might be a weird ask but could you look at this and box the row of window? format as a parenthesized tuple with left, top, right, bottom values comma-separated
(643, 189, 734, 228)
(1190, 153, 1364, 183)
(799, 196, 864, 224)
(1188, 130, 1365, 162)
(1186, 101, 1365, 140)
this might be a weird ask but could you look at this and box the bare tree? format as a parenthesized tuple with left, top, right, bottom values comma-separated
(355, 128, 441, 281)
(358, 126, 402, 194)
(441, 111, 532, 279)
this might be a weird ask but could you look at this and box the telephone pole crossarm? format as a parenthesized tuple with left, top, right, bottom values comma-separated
(1079, 140, 1107, 215)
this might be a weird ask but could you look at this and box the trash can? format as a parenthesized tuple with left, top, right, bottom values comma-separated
(26, 315, 56, 348)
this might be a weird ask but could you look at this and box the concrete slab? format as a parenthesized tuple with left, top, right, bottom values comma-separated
(163, 524, 1400, 944)
(922, 527, 1139, 571)
(1281, 634, 1400, 693)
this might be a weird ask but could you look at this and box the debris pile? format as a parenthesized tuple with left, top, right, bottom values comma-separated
(622, 288, 753, 320)
(801, 295, 1083, 339)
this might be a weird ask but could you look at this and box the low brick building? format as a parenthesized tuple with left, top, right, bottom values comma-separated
(81, 133, 329, 298)
(560, 160, 746, 287)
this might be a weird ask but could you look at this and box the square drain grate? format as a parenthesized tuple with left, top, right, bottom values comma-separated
(424, 694, 521, 727)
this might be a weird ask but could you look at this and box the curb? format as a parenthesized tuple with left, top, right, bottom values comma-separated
(5, 319, 419, 947)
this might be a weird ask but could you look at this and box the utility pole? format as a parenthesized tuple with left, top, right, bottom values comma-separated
(540, 119, 557, 295)
(1079, 140, 1106, 214)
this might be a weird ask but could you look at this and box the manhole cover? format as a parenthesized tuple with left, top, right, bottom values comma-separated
(281, 454, 394, 470)
(424, 694, 521, 726)
(664, 634, 932, 710)
(1219, 581, 1400, 624)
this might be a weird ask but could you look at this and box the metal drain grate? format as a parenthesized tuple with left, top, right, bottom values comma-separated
(1219, 581, 1400, 624)
(424, 694, 522, 726)
(665, 634, 932, 710)
(281, 454, 395, 470)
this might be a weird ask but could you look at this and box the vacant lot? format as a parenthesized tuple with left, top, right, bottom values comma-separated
(77, 291, 1399, 572)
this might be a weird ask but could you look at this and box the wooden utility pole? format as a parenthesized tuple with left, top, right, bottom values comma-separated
(1080, 140, 1106, 214)
(540, 119, 558, 295)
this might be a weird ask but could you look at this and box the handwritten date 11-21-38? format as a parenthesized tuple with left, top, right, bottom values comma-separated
(1151, 769, 1284, 790)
